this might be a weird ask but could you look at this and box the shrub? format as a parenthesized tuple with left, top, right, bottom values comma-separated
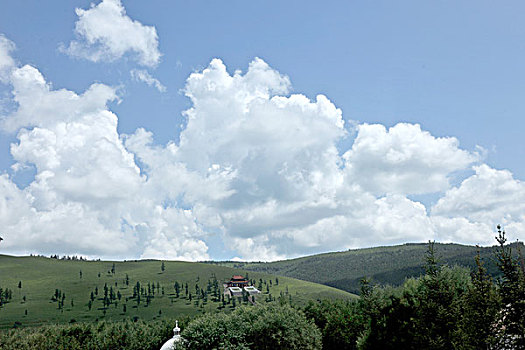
(182, 303, 322, 349)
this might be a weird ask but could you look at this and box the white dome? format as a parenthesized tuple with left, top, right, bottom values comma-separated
(160, 321, 181, 350)
(160, 338, 176, 350)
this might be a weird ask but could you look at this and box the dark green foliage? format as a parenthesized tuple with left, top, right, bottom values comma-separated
(358, 280, 421, 350)
(304, 299, 365, 350)
(456, 248, 500, 349)
(0, 318, 186, 350)
(182, 304, 322, 350)
(415, 265, 471, 349)
(396, 241, 470, 349)
(312, 267, 479, 350)
(493, 226, 525, 348)
(302, 233, 524, 349)
(424, 241, 439, 276)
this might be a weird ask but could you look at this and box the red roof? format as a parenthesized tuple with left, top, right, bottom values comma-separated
(232, 275, 245, 280)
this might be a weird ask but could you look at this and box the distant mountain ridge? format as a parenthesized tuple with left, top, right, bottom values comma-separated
(229, 242, 524, 294)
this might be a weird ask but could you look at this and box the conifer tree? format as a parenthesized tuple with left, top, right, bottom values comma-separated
(415, 241, 465, 349)
(458, 247, 500, 348)
(174, 281, 180, 297)
(494, 226, 525, 348)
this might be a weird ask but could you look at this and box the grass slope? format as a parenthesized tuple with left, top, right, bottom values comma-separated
(0, 255, 354, 329)
(232, 242, 524, 294)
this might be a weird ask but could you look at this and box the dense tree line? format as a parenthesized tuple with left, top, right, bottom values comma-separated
(0, 319, 186, 350)
(304, 231, 524, 349)
(47, 255, 93, 261)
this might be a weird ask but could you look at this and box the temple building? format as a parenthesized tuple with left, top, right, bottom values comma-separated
(226, 275, 250, 288)
(224, 275, 260, 298)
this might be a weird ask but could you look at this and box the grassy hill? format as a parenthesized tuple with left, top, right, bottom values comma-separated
(0, 255, 355, 329)
(230, 242, 524, 294)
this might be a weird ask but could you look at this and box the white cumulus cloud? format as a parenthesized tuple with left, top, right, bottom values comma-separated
(0, 48, 207, 260)
(1, 37, 522, 261)
(430, 165, 525, 244)
(62, 0, 161, 67)
(343, 123, 479, 195)
(3, 64, 118, 132)
(177, 58, 346, 234)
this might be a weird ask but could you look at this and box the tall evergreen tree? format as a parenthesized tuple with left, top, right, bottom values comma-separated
(414, 242, 468, 349)
(457, 248, 500, 349)
(494, 226, 525, 348)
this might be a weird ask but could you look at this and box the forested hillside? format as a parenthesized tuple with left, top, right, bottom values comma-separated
(3, 236, 523, 350)
(233, 242, 524, 294)
(0, 255, 354, 329)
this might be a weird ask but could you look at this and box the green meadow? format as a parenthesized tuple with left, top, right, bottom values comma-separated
(0, 254, 355, 329)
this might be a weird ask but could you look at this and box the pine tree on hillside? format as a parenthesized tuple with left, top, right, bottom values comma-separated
(174, 281, 180, 298)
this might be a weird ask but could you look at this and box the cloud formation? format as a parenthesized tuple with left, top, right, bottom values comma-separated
(431, 165, 525, 243)
(62, 0, 161, 67)
(129, 57, 519, 259)
(343, 123, 478, 195)
(1, 39, 523, 261)
(0, 46, 207, 260)
(0, 35, 16, 83)
(130, 69, 166, 92)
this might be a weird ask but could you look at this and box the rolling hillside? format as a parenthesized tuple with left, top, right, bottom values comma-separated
(0, 255, 355, 329)
(232, 242, 524, 294)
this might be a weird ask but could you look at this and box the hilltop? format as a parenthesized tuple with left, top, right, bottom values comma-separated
(230, 242, 524, 294)
(2, 242, 522, 329)
(0, 255, 354, 329)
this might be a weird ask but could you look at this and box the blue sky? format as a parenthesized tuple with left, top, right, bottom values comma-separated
(0, 0, 524, 260)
